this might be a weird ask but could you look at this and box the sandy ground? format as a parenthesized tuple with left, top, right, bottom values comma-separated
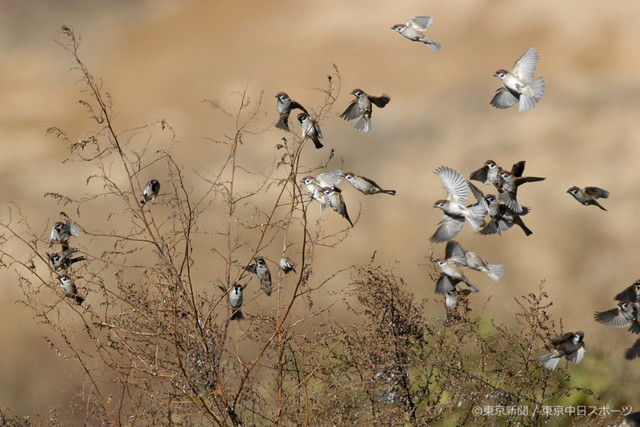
(1, 0, 640, 419)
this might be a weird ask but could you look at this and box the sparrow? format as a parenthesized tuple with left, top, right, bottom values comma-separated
(615, 280, 640, 303)
(49, 220, 81, 252)
(625, 339, 640, 361)
(343, 172, 396, 195)
(315, 170, 344, 191)
(463, 249, 504, 282)
(274, 92, 308, 132)
(301, 176, 327, 209)
(279, 257, 297, 274)
(297, 112, 323, 149)
(57, 274, 84, 305)
(339, 89, 390, 133)
(594, 302, 640, 334)
(470, 160, 526, 187)
(431, 166, 485, 243)
(246, 257, 272, 296)
(140, 179, 161, 205)
(479, 194, 533, 236)
(539, 331, 586, 371)
(391, 16, 441, 53)
(218, 284, 246, 320)
(322, 186, 353, 227)
(48, 251, 87, 271)
(495, 168, 545, 214)
(567, 186, 609, 211)
(491, 47, 545, 112)
(434, 241, 479, 294)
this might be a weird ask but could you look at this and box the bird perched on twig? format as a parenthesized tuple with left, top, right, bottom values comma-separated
(343, 172, 396, 195)
(339, 89, 390, 133)
(491, 47, 545, 112)
(141, 179, 160, 205)
(567, 186, 609, 211)
(297, 113, 323, 149)
(246, 257, 272, 296)
(539, 331, 586, 371)
(274, 92, 308, 132)
(391, 16, 441, 53)
(218, 284, 246, 320)
(279, 257, 297, 274)
(48, 251, 86, 271)
(57, 274, 84, 305)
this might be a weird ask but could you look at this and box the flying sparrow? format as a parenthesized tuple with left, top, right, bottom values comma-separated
(431, 166, 485, 242)
(495, 168, 545, 214)
(463, 248, 504, 282)
(48, 251, 87, 271)
(491, 47, 545, 112)
(49, 220, 81, 252)
(339, 89, 390, 133)
(57, 274, 84, 305)
(218, 284, 246, 320)
(246, 257, 273, 296)
(470, 160, 526, 187)
(479, 194, 533, 236)
(539, 331, 586, 371)
(322, 186, 353, 227)
(594, 302, 640, 334)
(297, 112, 323, 149)
(391, 16, 441, 53)
(274, 92, 308, 132)
(343, 172, 396, 195)
(615, 280, 640, 303)
(140, 179, 160, 205)
(279, 257, 297, 274)
(567, 186, 609, 211)
(434, 241, 479, 294)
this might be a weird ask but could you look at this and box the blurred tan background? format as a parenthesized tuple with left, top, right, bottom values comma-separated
(2, 0, 640, 419)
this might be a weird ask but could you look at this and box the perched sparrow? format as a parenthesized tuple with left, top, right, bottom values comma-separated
(274, 92, 308, 132)
(434, 241, 479, 294)
(479, 194, 533, 236)
(391, 16, 441, 53)
(57, 274, 84, 305)
(463, 249, 504, 282)
(539, 331, 586, 371)
(246, 257, 272, 296)
(339, 89, 390, 133)
(278, 257, 297, 274)
(218, 284, 246, 320)
(140, 179, 161, 205)
(491, 47, 545, 112)
(343, 172, 396, 195)
(615, 280, 640, 303)
(594, 302, 640, 334)
(49, 220, 81, 252)
(431, 166, 485, 242)
(322, 186, 353, 227)
(48, 251, 87, 271)
(495, 168, 545, 214)
(625, 339, 640, 361)
(297, 112, 323, 149)
(567, 186, 609, 211)
(470, 160, 526, 187)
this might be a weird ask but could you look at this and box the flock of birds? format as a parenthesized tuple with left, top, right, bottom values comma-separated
(42, 16, 639, 420)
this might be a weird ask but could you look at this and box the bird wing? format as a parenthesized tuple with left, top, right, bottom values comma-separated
(615, 285, 640, 303)
(469, 166, 489, 184)
(490, 87, 519, 109)
(317, 170, 343, 188)
(445, 240, 467, 265)
(566, 345, 586, 364)
(407, 16, 433, 31)
(339, 99, 361, 121)
(431, 215, 465, 243)
(594, 307, 632, 328)
(435, 274, 460, 294)
(512, 47, 539, 82)
(583, 187, 610, 199)
(435, 166, 469, 203)
(625, 339, 640, 360)
(370, 94, 391, 108)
